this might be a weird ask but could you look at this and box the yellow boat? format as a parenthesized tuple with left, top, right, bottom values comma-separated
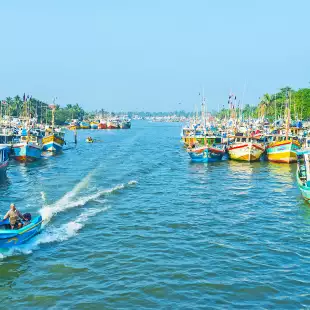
(86, 137, 94, 143)
(266, 136, 301, 163)
(68, 124, 80, 130)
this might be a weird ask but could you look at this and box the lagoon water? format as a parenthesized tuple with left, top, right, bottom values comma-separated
(1, 121, 310, 309)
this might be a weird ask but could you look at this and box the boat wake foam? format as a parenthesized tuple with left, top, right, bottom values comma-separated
(35, 206, 110, 245)
(40, 179, 137, 225)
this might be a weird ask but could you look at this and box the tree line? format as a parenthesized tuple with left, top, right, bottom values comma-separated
(0, 95, 86, 125)
(217, 86, 310, 121)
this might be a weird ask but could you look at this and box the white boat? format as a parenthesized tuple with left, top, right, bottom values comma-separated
(228, 136, 265, 162)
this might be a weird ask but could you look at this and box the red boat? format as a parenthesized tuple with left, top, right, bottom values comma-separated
(98, 122, 107, 129)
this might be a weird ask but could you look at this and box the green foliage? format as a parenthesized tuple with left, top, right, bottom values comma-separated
(0, 95, 86, 125)
(216, 86, 310, 121)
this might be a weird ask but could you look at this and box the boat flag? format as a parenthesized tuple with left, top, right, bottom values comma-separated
(2, 100, 6, 105)
(49, 104, 56, 109)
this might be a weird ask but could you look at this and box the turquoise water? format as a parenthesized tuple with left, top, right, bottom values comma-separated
(1, 121, 310, 309)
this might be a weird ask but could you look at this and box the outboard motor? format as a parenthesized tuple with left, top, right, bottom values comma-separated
(23, 213, 32, 221)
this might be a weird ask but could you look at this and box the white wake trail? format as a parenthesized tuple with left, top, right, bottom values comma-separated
(36, 207, 110, 245)
(39, 179, 137, 224)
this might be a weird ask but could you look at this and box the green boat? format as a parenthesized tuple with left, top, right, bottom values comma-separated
(296, 149, 310, 202)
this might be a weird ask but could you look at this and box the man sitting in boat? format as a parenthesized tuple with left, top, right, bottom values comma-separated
(3, 203, 26, 230)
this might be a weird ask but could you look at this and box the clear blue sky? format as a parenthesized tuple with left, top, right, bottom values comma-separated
(0, 0, 309, 112)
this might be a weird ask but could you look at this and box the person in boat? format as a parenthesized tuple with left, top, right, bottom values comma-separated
(3, 203, 26, 230)
(87, 136, 93, 142)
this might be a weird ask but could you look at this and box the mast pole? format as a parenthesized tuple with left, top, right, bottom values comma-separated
(285, 91, 290, 140)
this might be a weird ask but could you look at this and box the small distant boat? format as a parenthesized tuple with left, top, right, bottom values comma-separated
(119, 118, 131, 129)
(86, 137, 94, 143)
(107, 120, 119, 129)
(0, 215, 43, 248)
(296, 149, 310, 202)
(187, 137, 226, 162)
(68, 124, 80, 130)
(12, 129, 43, 162)
(228, 136, 265, 162)
(80, 121, 90, 129)
(0, 146, 10, 172)
(90, 122, 99, 129)
(98, 122, 107, 129)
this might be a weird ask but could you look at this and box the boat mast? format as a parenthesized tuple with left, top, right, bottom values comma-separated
(285, 91, 291, 140)
(274, 94, 277, 124)
(52, 97, 56, 130)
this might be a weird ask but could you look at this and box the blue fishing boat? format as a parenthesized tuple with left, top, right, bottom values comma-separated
(42, 105, 65, 153)
(80, 121, 90, 129)
(296, 149, 310, 202)
(0, 215, 43, 248)
(90, 121, 99, 129)
(187, 137, 226, 163)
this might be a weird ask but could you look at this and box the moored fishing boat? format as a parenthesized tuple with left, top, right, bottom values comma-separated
(42, 129, 65, 153)
(42, 105, 65, 153)
(12, 129, 43, 162)
(266, 135, 301, 163)
(90, 121, 99, 129)
(0, 127, 16, 147)
(187, 137, 226, 162)
(80, 121, 90, 129)
(266, 91, 301, 163)
(228, 136, 265, 162)
(107, 119, 119, 129)
(98, 121, 107, 129)
(0, 215, 43, 248)
(119, 118, 131, 129)
(0, 146, 9, 172)
(296, 149, 310, 202)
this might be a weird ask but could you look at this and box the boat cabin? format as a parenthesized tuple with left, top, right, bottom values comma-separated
(232, 136, 261, 143)
(0, 146, 9, 164)
(266, 135, 299, 143)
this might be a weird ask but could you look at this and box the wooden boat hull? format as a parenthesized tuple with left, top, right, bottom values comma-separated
(267, 141, 300, 163)
(188, 146, 225, 163)
(12, 143, 42, 162)
(228, 143, 264, 162)
(42, 134, 65, 153)
(0, 216, 42, 248)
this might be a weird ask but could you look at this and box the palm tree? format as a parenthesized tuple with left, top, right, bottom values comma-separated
(258, 93, 271, 120)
